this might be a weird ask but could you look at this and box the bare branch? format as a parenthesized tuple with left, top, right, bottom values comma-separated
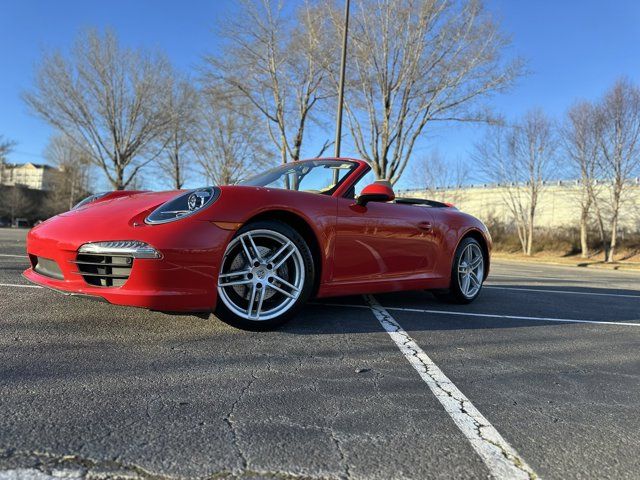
(23, 29, 175, 190)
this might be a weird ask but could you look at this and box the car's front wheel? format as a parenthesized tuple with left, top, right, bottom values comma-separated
(433, 237, 485, 304)
(215, 220, 314, 330)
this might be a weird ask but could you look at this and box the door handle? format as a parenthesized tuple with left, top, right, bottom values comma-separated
(417, 221, 433, 232)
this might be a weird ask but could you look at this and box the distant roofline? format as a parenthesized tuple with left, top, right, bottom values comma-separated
(3, 162, 55, 170)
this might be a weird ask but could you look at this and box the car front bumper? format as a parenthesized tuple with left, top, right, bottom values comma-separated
(23, 216, 233, 312)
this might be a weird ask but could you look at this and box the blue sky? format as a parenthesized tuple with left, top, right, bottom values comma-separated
(1, 0, 639, 189)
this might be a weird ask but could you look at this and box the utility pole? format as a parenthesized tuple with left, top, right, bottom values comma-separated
(334, 0, 350, 158)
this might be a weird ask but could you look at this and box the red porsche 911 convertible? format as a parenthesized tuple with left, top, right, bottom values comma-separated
(24, 158, 490, 329)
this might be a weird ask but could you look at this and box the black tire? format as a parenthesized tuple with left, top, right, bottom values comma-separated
(432, 237, 485, 304)
(215, 220, 315, 330)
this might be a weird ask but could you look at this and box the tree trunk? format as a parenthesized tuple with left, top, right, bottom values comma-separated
(68, 176, 76, 211)
(525, 210, 535, 256)
(115, 164, 125, 191)
(516, 222, 527, 255)
(579, 210, 589, 258)
(280, 132, 288, 165)
(607, 215, 618, 263)
(591, 198, 608, 261)
(174, 155, 182, 189)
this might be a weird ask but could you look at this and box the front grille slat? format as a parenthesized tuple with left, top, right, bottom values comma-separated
(75, 253, 133, 287)
(71, 260, 131, 267)
(71, 272, 131, 279)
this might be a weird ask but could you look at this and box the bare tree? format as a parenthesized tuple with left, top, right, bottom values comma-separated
(562, 102, 602, 258)
(0, 186, 34, 224)
(157, 79, 200, 189)
(0, 136, 16, 161)
(0, 135, 17, 184)
(595, 78, 640, 262)
(323, 0, 521, 184)
(44, 133, 93, 211)
(476, 110, 558, 255)
(204, 0, 333, 164)
(23, 29, 175, 190)
(411, 151, 469, 204)
(193, 91, 271, 185)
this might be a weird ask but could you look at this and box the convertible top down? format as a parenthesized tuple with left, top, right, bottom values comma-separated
(24, 158, 491, 329)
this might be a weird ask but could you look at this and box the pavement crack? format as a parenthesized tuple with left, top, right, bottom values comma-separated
(0, 448, 172, 479)
(328, 431, 351, 480)
(224, 373, 258, 473)
(366, 297, 538, 480)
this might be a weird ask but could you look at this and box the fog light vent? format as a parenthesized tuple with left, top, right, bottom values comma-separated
(34, 257, 64, 280)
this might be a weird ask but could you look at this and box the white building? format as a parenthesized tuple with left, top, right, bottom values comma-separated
(0, 162, 61, 191)
(399, 180, 640, 232)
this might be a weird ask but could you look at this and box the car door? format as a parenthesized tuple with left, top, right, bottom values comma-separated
(331, 196, 438, 283)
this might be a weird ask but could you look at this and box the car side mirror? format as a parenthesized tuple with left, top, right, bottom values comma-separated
(356, 183, 395, 206)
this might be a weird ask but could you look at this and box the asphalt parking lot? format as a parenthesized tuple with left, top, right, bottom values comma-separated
(1, 228, 639, 479)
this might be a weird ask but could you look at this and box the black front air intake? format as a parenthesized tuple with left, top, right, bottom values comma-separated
(73, 253, 133, 287)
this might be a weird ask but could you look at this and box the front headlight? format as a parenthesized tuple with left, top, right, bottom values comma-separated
(79, 240, 162, 259)
(145, 187, 219, 224)
(72, 192, 110, 210)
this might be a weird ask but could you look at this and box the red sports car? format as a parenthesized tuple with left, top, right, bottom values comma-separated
(24, 158, 490, 329)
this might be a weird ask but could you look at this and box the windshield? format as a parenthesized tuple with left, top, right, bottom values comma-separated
(239, 160, 357, 195)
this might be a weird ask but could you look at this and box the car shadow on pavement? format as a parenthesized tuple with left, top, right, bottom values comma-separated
(282, 285, 640, 335)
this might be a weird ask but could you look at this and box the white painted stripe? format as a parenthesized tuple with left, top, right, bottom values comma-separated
(313, 302, 640, 327)
(486, 285, 640, 299)
(0, 254, 27, 258)
(0, 283, 42, 289)
(489, 273, 562, 281)
(364, 295, 537, 480)
(0, 468, 82, 479)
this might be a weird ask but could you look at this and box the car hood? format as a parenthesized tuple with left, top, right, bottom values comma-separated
(58, 190, 180, 221)
(29, 191, 183, 245)
(31, 190, 181, 236)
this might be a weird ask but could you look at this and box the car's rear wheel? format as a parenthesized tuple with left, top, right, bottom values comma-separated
(215, 220, 314, 330)
(433, 237, 485, 304)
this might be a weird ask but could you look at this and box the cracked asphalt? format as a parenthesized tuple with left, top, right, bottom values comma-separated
(1, 228, 639, 479)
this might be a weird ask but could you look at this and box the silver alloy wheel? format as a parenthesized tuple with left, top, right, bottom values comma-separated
(217, 229, 305, 321)
(457, 243, 484, 298)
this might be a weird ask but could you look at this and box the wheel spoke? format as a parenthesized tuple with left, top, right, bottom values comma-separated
(470, 256, 483, 269)
(246, 284, 257, 317)
(219, 277, 252, 287)
(218, 270, 250, 279)
(273, 248, 294, 270)
(462, 274, 471, 295)
(254, 287, 266, 319)
(267, 241, 292, 265)
(239, 236, 256, 264)
(271, 275, 301, 294)
(247, 233, 263, 262)
(267, 282, 296, 298)
(469, 272, 481, 288)
(465, 245, 473, 264)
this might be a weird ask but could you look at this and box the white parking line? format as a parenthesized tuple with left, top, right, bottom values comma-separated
(314, 302, 640, 327)
(489, 273, 563, 281)
(0, 254, 26, 258)
(0, 283, 41, 289)
(0, 468, 82, 480)
(364, 295, 537, 480)
(485, 285, 640, 299)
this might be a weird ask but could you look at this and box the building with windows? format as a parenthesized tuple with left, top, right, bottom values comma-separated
(0, 162, 61, 191)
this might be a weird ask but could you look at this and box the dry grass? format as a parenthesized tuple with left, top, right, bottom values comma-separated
(486, 218, 640, 270)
